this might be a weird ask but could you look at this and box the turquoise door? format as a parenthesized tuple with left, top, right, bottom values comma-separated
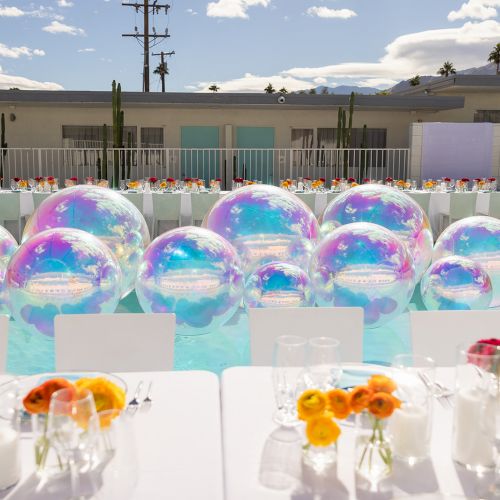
(180, 126, 220, 181)
(236, 127, 275, 183)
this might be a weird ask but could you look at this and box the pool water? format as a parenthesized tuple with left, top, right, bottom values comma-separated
(6, 290, 426, 375)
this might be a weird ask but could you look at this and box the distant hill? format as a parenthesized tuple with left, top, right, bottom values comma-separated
(295, 85, 382, 95)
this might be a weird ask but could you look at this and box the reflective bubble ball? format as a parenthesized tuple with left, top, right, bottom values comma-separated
(204, 185, 319, 273)
(420, 256, 492, 310)
(6, 228, 122, 337)
(23, 185, 150, 297)
(0, 226, 18, 315)
(310, 222, 415, 328)
(244, 262, 315, 308)
(433, 216, 500, 307)
(321, 185, 433, 280)
(136, 226, 244, 336)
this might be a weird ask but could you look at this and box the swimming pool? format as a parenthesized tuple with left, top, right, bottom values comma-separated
(6, 290, 425, 375)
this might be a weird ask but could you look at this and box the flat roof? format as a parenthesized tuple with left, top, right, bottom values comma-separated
(0, 90, 465, 111)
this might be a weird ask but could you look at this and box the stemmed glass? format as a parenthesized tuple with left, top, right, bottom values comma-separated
(47, 388, 100, 499)
(119, 180, 126, 191)
(272, 335, 307, 426)
(304, 337, 342, 390)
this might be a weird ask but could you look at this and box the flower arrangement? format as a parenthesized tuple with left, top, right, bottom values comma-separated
(97, 179, 109, 188)
(148, 177, 158, 185)
(17, 179, 28, 189)
(395, 179, 405, 189)
(347, 177, 356, 184)
(443, 177, 451, 182)
(363, 178, 371, 184)
(159, 181, 167, 189)
(467, 338, 500, 375)
(47, 176, 56, 186)
(424, 181, 434, 190)
(281, 179, 291, 189)
(385, 177, 393, 185)
(331, 179, 341, 188)
(85, 176, 95, 185)
(127, 180, 140, 190)
(488, 177, 497, 182)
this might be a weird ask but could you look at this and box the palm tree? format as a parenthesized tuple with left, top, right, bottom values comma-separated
(278, 87, 288, 94)
(437, 61, 456, 77)
(208, 84, 220, 92)
(320, 87, 329, 95)
(488, 43, 500, 75)
(309, 88, 317, 94)
(409, 75, 421, 86)
(264, 83, 276, 94)
(153, 63, 169, 76)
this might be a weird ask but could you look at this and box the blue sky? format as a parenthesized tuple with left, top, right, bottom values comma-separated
(0, 0, 500, 92)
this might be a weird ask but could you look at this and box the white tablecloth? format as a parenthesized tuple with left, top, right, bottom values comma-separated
(1, 371, 224, 500)
(221, 366, 489, 499)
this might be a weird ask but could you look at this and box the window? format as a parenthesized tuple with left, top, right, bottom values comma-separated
(317, 128, 387, 149)
(474, 110, 500, 123)
(141, 127, 164, 148)
(291, 129, 314, 149)
(62, 126, 137, 148)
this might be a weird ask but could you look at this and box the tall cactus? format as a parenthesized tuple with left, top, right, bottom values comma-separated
(336, 92, 356, 178)
(126, 131, 132, 179)
(102, 124, 108, 180)
(1, 113, 7, 187)
(360, 124, 368, 181)
(112, 80, 124, 188)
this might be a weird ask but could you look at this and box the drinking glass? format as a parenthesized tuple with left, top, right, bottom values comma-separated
(272, 335, 307, 426)
(119, 180, 126, 191)
(47, 388, 100, 498)
(389, 354, 435, 464)
(10, 180, 16, 191)
(304, 337, 342, 391)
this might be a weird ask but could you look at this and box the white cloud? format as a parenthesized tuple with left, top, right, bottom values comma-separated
(0, 66, 63, 90)
(78, 48, 96, 53)
(57, 0, 74, 6)
(0, 6, 24, 17)
(0, 44, 45, 59)
(206, 0, 270, 19)
(448, 0, 500, 21)
(356, 78, 399, 88)
(313, 77, 327, 84)
(306, 6, 357, 19)
(42, 20, 85, 35)
(186, 8, 198, 15)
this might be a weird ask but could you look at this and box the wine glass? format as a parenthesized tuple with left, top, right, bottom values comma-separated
(304, 337, 342, 390)
(47, 388, 100, 499)
(272, 335, 307, 426)
(119, 180, 126, 191)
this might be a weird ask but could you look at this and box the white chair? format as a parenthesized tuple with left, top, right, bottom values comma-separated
(248, 307, 364, 365)
(295, 193, 316, 213)
(32, 192, 52, 210)
(0, 192, 22, 241)
(152, 193, 182, 237)
(410, 310, 500, 366)
(54, 313, 176, 372)
(0, 316, 8, 373)
(406, 192, 432, 216)
(485, 192, 500, 218)
(191, 193, 220, 226)
(123, 192, 144, 213)
(440, 192, 478, 231)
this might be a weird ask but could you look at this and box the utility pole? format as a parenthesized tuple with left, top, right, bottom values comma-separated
(152, 50, 175, 92)
(122, 1, 171, 92)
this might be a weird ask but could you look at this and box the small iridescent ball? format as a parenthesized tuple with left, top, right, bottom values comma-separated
(0, 226, 18, 315)
(244, 262, 315, 308)
(204, 185, 319, 273)
(433, 216, 500, 307)
(136, 226, 244, 336)
(310, 222, 415, 328)
(6, 228, 122, 337)
(321, 184, 433, 280)
(420, 256, 492, 310)
(22, 185, 150, 297)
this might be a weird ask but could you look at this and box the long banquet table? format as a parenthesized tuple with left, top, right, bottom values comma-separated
(221, 366, 492, 499)
(1, 371, 224, 500)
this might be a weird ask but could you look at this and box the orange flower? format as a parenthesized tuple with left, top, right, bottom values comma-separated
(297, 389, 327, 420)
(349, 385, 373, 413)
(306, 415, 341, 447)
(367, 374, 397, 394)
(326, 389, 351, 419)
(23, 378, 75, 414)
(75, 377, 126, 413)
(368, 392, 401, 419)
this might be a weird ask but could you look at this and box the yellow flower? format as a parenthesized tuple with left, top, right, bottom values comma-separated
(159, 181, 167, 188)
(367, 374, 397, 394)
(75, 377, 126, 413)
(306, 415, 341, 447)
(297, 389, 327, 420)
(350, 182, 359, 187)
(98, 408, 122, 429)
(424, 181, 433, 189)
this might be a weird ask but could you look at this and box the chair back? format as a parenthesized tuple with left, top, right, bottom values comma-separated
(410, 310, 500, 366)
(0, 192, 21, 221)
(55, 313, 176, 372)
(0, 316, 8, 373)
(152, 193, 182, 222)
(248, 307, 364, 365)
(326, 192, 341, 206)
(487, 192, 500, 219)
(33, 192, 52, 210)
(191, 193, 220, 224)
(295, 193, 316, 213)
(406, 192, 432, 215)
(123, 192, 144, 212)
(449, 192, 478, 220)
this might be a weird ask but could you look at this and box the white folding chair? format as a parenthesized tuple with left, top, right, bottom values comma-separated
(123, 192, 144, 213)
(54, 313, 176, 372)
(440, 193, 478, 231)
(406, 192, 432, 216)
(152, 193, 182, 237)
(32, 192, 52, 210)
(248, 307, 364, 365)
(0, 316, 8, 373)
(326, 192, 341, 206)
(0, 192, 22, 242)
(486, 192, 500, 218)
(191, 193, 220, 226)
(295, 193, 316, 214)
(410, 310, 500, 366)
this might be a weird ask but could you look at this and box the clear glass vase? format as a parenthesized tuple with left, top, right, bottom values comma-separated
(302, 443, 337, 475)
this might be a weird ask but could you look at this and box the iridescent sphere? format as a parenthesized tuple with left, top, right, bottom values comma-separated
(203, 185, 319, 273)
(310, 222, 415, 328)
(0, 226, 18, 316)
(136, 226, 244, 336)
(244, 262, 315, 308)
(433, 216, 500, 307)
(22, 186, 150, 297)
(6, 228, 122, 337)
(420, 256, 492, 310)
(321, 185, 433, 280)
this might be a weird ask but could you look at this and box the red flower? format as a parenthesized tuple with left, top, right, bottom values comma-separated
(166, 177, 175, 183)
(363, 178, 371, 183)
(184, 177, 192, 182)
(319, 177, 326, 182)
(234, 177, 244, 183)
(335, 177, 341, 182)
(348, 177, 356, 183)
(13, 177, 20, 182)
(385, 177, 393, 182)
(35, 176, 43, 182)
(473, 178, 481, 182)
(215, 178, 222, 182)
(488, 177, 496, 182)
(468, 339, 500, 373)
(47, 176, 54, 181)
(443, 177, 451, 182)
(148, 177, 158, 184)
(304, 177, 311, 181)
(461, 178, 470, 182)
(86, 176, 94, 181)
(70, 177, 77, 182)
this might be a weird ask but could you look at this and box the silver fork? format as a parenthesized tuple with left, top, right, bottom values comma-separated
(127, 381, 143, 414)
(418, 371, 454, 408)
(140, 382, 153, 413)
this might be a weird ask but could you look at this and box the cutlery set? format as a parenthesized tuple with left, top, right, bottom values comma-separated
(126, 381, 153, 414)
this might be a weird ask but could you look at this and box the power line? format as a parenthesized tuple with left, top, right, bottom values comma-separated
(152, 50, 175, 92)
(122, 1, 172, 92)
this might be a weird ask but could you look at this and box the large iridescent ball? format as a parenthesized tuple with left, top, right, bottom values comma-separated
(203, 185, 319, 273)
(136, 226, 244, 336)
(0, 226, 18, 315)
(321, 184, 433, 280)
(244, 262, 315, 308)
(420, 256, 492, 310)
(310, 222, 415, 328)
(22, 185, 150, 297)
(433, 216, 500, 307)
(6, 228, 122, 337)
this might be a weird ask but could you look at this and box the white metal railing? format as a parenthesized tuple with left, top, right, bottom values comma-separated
(0, 148, 410, 189)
